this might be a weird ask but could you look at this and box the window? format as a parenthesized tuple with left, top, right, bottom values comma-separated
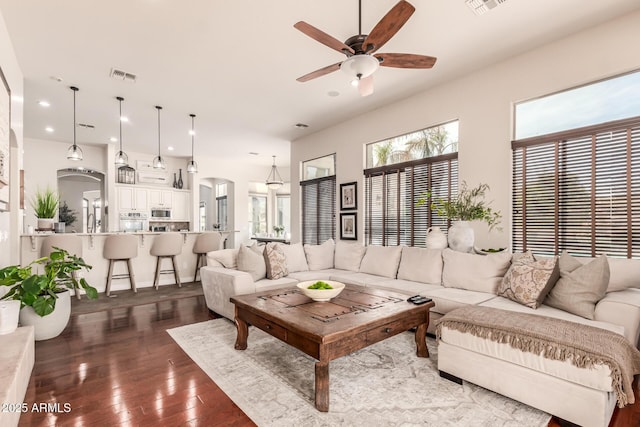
(276, 195, 290, 232)
(248, 195, 267, 236)
(199, 201, 206, 231)
(366, 121, 458, 168)
(364, 122, 459, 246)
(216, 196, 227, 231)
(513, 72, 640, 258)
(301, 154, 336, 245)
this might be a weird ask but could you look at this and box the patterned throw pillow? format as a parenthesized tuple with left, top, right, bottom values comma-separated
(264, 243, 289, 280)
(498, 252, 559, 309)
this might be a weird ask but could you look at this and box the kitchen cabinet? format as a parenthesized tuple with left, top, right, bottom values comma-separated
(149, 189, 173, 208)
(172, 191, 190, 221)
(117, 186, 148, 211)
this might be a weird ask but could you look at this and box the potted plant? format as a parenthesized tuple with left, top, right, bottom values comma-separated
(417, 182, 501, 253)
(31, 187, 59, 231)
(0, 248, 98, 340)
(273, 225, 285, 237)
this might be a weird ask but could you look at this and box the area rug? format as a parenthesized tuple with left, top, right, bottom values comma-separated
(168, 319, 551, 427)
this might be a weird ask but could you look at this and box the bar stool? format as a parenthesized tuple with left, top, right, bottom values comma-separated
(192, 232, 224, 282)
(150, 233, 183, 289)
(40, 234, 83, 300)
(103, 234, 138, 296)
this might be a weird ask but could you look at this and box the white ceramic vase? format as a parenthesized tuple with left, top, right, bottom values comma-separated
(425, 227, 448, 249)
(0, 300, 21, 335)
(19, 289, 71, 341)
(37, 218, 54, 231)
(447, 221, 474, 253)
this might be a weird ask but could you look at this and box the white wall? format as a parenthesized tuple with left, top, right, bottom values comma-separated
(291, 10, 640, 249)
(0, 8, 24, 267)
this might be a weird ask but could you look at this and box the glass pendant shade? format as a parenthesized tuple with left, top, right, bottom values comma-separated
(114, 96, 129, 165)
(265, 155, 283, 189)
(340, 55, 379, 81)
(66, 86, 83, 161)
(187, 113, 198, 174)
(153, 106, 166, 169)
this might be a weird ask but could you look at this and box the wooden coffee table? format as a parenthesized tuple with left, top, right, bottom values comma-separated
(231, 284, 435, 412)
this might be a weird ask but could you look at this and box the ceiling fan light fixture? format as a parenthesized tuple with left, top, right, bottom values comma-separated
(265, 155, 283, 190)
(340, 55, 379, 81)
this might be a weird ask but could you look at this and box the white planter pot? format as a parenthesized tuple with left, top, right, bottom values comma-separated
(0, 300, 21, 335)
(37, 218, 54, 231)
(425, 226, 448, 249)
(19, 289, 71, 341)
(447, 221, 475, 253)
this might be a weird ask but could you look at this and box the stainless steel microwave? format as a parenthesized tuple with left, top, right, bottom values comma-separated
(150, 208, 171, 219)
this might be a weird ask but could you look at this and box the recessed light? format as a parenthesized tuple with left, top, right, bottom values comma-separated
(327, 91, 340, 97)
(168, 146, 174, 151)
(110, 137, 118, 142)
(45, 127, 54, 133)
(38, 100, 50, 107)
(120, 116, 129, 122)
(249, 152, 259, 156)
(49, 76, 63, 82)
(295, 123, 309, 129)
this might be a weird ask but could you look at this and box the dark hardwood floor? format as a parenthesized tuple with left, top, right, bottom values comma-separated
(19, 293, 639, 426)
(20, 295, 255, 426)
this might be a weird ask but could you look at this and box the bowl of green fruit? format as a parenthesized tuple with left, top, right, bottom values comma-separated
(297, 280, 346, 302)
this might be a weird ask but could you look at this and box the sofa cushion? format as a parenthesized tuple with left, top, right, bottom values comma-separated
(264, 243, 288, 280)
(545, 252, 609, 320)
(422, 287, 496, 316)
(397, 247, 443, 285)
(369, 279, 442, 296)
(329, 272, 389, 287)
(206, 248, 239, 269)
(334, 241, 366, 271)
(602, 258, 640, 292)
(254, 276, 299, 292)
(304, 239, 335, 270)
(287, 269, 347, 282)
(497, 251, 559, 309)
(359, 245, 403, 279)
(278, 242, 309, 273)
(237, 244, 266, 281)
(442, 248, 511, 294)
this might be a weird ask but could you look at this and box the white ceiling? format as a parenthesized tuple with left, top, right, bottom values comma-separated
(1, 0, 639, 168)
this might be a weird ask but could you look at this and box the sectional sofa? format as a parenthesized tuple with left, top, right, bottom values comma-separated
(200, 239, 640, 427)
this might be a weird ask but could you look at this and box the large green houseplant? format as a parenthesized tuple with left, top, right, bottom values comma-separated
(417, 182, 501, 252)
(31, 187, 59, 230)
(0, 248, 98, 340)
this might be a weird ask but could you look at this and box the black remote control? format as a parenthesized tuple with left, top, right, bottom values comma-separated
(412, 297, 432, 305)
(407, 295, 421, 302)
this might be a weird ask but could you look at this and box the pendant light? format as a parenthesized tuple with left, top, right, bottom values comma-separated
(152, 105, 166, 169)
(114, 96, 128, 165)
(66, 86, 83, 161)
(186, 113, 198, 174)
(265, 155, 283, 189)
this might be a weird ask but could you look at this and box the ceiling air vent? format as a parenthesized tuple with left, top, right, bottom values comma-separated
(109, 68, 137, 83)
(78, 123, 95, 129)
(465, 0, 507, 16)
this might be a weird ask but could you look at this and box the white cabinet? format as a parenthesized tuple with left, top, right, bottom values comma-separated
(149, 189, 172, 208)
(172, 191, 190, 221)
(117, 186, 148, 211)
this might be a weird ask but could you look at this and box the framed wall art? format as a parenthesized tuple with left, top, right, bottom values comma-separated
(340, 212, 357, 240)
(340, 181, 357, 210)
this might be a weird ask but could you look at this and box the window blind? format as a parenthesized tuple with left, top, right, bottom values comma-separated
(301, 175, 336, 245)
(364, 154, 458, 246)
(512, 116, 640, 258)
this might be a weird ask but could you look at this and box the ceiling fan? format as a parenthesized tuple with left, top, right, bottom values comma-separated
(294, 0, 437, 96)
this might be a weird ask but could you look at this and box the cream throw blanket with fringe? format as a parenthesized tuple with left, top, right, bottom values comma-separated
(436, 305, 640, 407)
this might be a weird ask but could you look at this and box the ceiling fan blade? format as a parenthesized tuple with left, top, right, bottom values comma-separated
(296, 62, 342, 82)
(375, 53, 437, 68)
(358, 75, 374, 97)
(363, 0, 415, 54)
(294, 21, 355, 55)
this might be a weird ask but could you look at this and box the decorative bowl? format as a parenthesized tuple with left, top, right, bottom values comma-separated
(297, 280, 346, 302)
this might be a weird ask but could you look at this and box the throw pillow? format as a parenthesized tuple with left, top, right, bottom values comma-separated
(334, 240, 367, 271)
(442, 248, 512, 294)
(359, 245, 403, 278)
(278, 243, 309, 273)
(397, 247, 443, 285)
(206, 248, 239, 269)
(498, 251, 559, 309)
(237, 244, 267, 281)
(544, 252, 609, 319)
(263, 243, 288, 280)
(304, 239, 335, 270)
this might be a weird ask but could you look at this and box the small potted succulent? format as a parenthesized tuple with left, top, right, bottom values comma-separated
(273, 225, 285, 237)
(0, 248, 98, 340)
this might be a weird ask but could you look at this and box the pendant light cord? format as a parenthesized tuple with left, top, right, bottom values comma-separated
(72, 87, 77, 148)
(156, 106, 162, 156)
(190, 114, 195, 160)
(118, 97, 123, 152)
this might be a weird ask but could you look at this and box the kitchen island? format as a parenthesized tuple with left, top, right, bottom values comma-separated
(19, 231, 234, 295)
